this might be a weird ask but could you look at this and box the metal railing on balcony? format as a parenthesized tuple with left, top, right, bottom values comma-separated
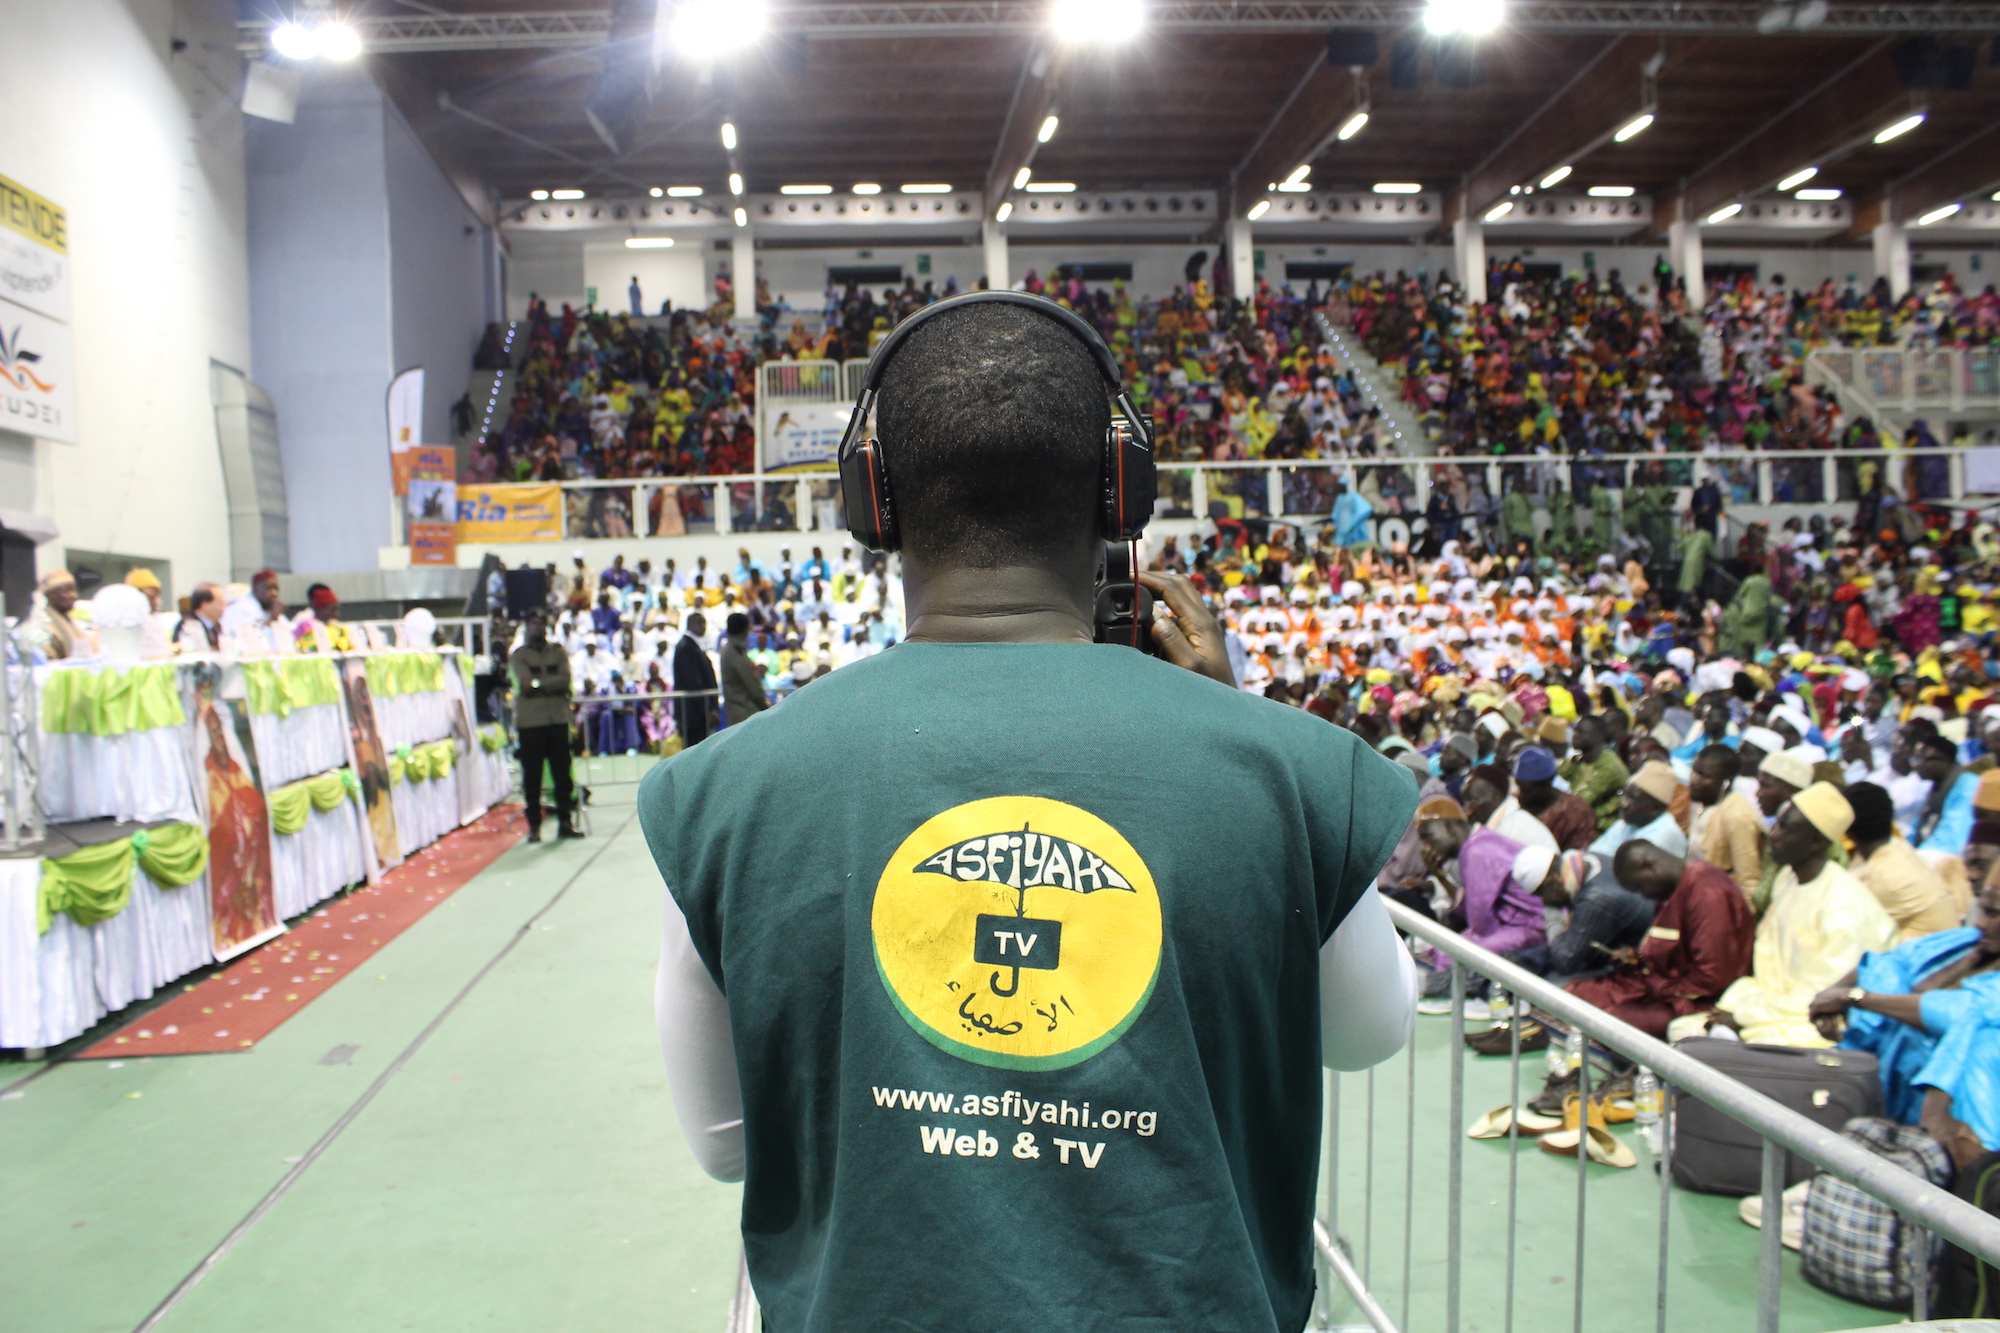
(1314, 900, 2000, 1333)
(1807, 348, 2000, 428)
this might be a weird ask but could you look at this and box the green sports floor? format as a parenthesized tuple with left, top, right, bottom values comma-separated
(1, 759, 1895, 1333)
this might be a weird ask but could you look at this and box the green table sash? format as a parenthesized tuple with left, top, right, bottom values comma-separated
(388, 740, 457, 786)
(242, 657, 342, 718)
(41, 664, 186, 736)
(365, 653, 445, 699)
(479, 724, 506, 753)
(268, 767, 361, 835)
(38, 823, 208, 933)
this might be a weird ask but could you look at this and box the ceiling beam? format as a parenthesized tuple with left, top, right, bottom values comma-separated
(1851, 124, 2000, 233)
(982, 45, 1065, 217)
(1462, 36, 1659, 218)
(1229, 50, 1373, 219)
(235, 4, 2000, 53)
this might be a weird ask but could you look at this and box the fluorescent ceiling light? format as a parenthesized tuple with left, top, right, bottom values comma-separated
(1372, 182, 1422, 194)
(852, 183, 881, 195)
(733, 206, 748, 227)
(625, 238, 675, 249)
(720, 122, 738, 151)
(1917, 202, 1962, 226)
(1706, 203, 1742, 223)
(1038, 115, 1061, 144)
(1247, 200, 1272, 220)
(551, 189, 585, 200)
(1025, 182, 1077, 193)
(1052, 0, 1143, 43)
(1484, 200, 1514, 221)
(649, 187, 664, 198)
(667, 186, 704, 197)
(1539, 164, 1572, 188)
(1283, 164, 1311, 188)
(1777, 166, 1818, 191)
(530, 189, 550, 201)
(314, 22, 361, 60)
(1337, 111, 1369, 141)
(271, 22, 317, 59)
(1013, 167, 1033, 189)
(1587, 185, 1635, 197)
(996, 201, 1014, 222)
(728, 173, 744, 195)
(1276, 183, 1311, 193)
(1796, 187, 1842, 200)
(1613, 112, 1654, 142)
(901, 184, 952, 194)
(780, 185, 832, 195)
(673, 0, 768, 60)
(1874, 113, 1925, 143)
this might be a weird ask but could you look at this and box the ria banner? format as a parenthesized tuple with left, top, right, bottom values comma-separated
(457, 483, 563, 542)
(763, 401, 852, 472)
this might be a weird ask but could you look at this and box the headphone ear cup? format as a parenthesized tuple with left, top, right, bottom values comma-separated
(1101, 418, 1158, 542)
(840, 438, 899, 552)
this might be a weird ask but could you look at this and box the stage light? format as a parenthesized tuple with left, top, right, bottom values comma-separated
(1777, 166, 1818, 191)
(1039, 115, 1061, 143)
(1052, 0, 1142, 43)
(1025, 182, 1076, 193)
(1248, 200, 1272, 220)
(1283, 165, 1311, 188)
(1796, 187, 1842, 200)
(1587, 185, 1635, 197)
(271, 22, 317, 59)
(1874, 113, 1925, 144)
(625, 238, 676, 248)
(1706, 203, 1742, 223)
(1613, 112, 1654, 142)
(1484, 201, 1514, 221)
(1014, 167, 1033, 189)
(1372, 183, 1421, 194)
(720, 121, 738, 151)
(852, 183, 881, 195)
(649, 187, 664, 198)
(673, 0, 767, 60)
(729, 173, 743, 195)
(1539, 165, 1572, 188)
(668, 186, 704, 197)
(901, 184, 952, 194)
(996, 201, 1014, 221)
(551, 189, 585, 200)
(781, 185, 832, 195)
(1423, 0, 1503, 36)
(1337, 111, 1369, 141)
(733, 206, 748, 227)
(530, 190, 551, 201)
(1917, 202, 1962, 226)
(314, 22, 361, 60)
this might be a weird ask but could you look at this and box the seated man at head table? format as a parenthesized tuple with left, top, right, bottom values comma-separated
(1700, 783, 1899, 1047)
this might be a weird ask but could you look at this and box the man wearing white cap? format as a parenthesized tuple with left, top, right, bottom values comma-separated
(1708, 784, 1897, 1046)
(1736, 726, 1787, 806)
(1588, 761, 1689, 859)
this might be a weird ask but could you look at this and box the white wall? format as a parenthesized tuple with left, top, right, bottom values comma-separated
(581, 242, 708, 316)
(0, 0, 248, 584)
(386, 106, 490, 447)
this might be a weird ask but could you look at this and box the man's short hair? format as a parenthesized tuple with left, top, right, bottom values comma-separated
(1694, 743, 1740, 780)
(726, 612, 750, 636)
(187, 586, 215, 612)
(1915, 732, 1958, 760)
(1844, 781, 1896, 843)
(875, 302, 1111, 566)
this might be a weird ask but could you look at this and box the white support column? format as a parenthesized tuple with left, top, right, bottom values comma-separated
(1873, 220, 1911, 300)
(1668, 218, 1704, 307)
(982, 221, 1010, 291)
(732, 224, 756, 321)
(1452, 216, 1487, 304)
(1227, 218, 1255, 300)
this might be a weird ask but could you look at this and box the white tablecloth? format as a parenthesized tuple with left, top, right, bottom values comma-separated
(391, 770, 461, 857)
(271, 798, 369, 921)
(40, 727, 198, 826)
(374, 690, 454, 753)
(250, 702, 348, 790)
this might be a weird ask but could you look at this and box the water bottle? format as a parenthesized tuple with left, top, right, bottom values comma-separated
(1564, 1028, 1584, 1073)
(1634, 1067, 1663, 1126)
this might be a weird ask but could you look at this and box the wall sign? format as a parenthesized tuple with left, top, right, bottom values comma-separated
(0, 171, 69, 322)
(0, 295, 76, 443)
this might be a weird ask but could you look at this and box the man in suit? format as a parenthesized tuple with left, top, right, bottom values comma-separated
(718, 612, 768, 727)
(672, 611, 718, 746)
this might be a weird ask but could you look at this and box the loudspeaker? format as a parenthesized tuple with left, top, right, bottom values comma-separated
(1326, 29, 1379, 67)
(1892, 36, 1948, 88)
(503, 568, 549, 619)
(1390, 36, 1422, 89)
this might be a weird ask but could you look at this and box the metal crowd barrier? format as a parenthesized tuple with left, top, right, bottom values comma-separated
(1315, 900, 2000, 1333)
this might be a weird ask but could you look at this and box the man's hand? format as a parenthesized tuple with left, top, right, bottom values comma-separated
(1137, 572, 1236, 688)
(1707, 1009, 1742, 1035)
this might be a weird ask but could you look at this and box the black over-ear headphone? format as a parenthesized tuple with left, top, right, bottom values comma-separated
(835, 291, 1156, 553)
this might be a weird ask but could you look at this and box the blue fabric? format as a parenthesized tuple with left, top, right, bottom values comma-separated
(1332, 491, 1374, 548)
(1671, 733, 1738, 763)
(1589, 808, 1688, 859)
(1914, 988, 2000, 1151)
(1917, 770, 1979, 855)
(1843, 928, 1981, 1125)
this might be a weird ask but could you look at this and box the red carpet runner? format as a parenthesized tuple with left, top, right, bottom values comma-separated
(78, 804, 525, 1058)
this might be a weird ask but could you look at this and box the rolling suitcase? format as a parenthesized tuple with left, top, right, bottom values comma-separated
(1669, 1038, 1882, 1196)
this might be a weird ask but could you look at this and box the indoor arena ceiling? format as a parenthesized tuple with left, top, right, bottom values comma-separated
(244, 2, 2000, 238)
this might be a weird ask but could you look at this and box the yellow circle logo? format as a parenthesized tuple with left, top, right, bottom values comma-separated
(872, 796, 1162, 1071)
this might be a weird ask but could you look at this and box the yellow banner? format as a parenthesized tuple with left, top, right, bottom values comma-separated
(456, 484, 562, 543)
(0, 173, 67, 255)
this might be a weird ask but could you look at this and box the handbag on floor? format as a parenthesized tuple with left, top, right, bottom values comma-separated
(1670, 1038, 1882, 1196)
(1933, 1149, 2000, 1317)
(1800, 1116, 1954, 1310)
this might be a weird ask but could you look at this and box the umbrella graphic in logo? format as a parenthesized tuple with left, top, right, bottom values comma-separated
(0, 323, 55, 393)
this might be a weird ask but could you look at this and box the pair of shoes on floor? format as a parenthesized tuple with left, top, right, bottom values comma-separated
(1536, 1095, 1638, 1168)
(1464, 1020, 1549, 1056)
(1738, 1181, 1809, 1251)
(557, 823, 585, 839)
(1467, 1103, 1565, 1139)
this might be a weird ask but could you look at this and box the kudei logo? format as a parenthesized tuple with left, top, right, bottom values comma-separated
(0, 321, 53, 393)
(872, 796, 1162, 1071)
